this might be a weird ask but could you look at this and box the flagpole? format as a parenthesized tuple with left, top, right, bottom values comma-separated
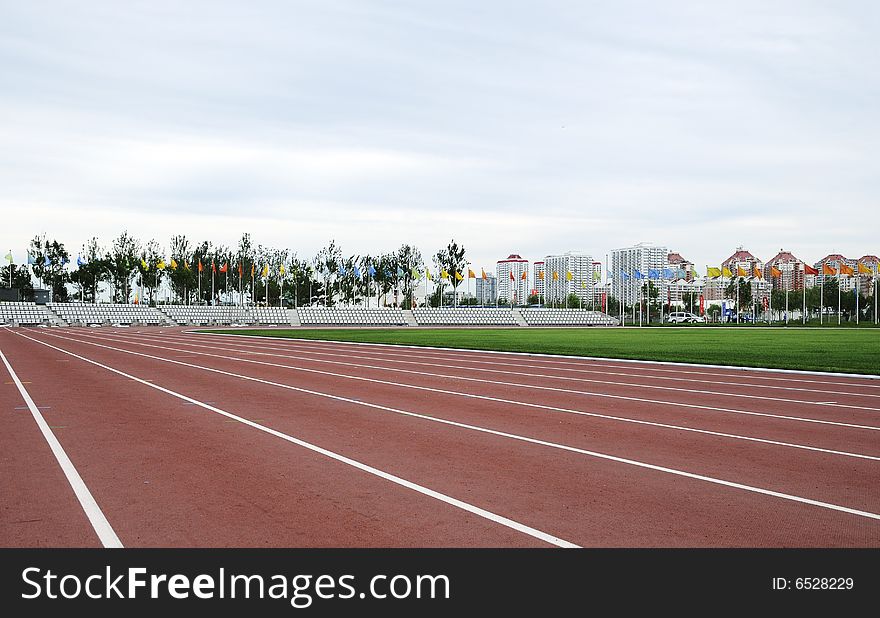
(820, 275, 824, 325)
(838, 272, 841, 325)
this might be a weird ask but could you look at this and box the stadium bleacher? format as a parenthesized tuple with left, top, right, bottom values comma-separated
(298, 307, 406, 326)
(48, 303, 167, 326)
(0, 302, 50, 326)
(412, 308, 518, 326)
(520, 308, 618, 326)
(160, 305, 253, 326)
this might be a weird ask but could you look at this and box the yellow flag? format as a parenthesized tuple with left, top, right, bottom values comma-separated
(157, 259, 166, 270)
(722, 267, 732, 278)
(538, 271, 544, 280)
(706, 267, 721, 278)
(455, 271, 463, 281)
(566, 271, 573, 281)
(468, 268, 476, 278)
(280, 264, 286, 275)
(141, 259, 149, 270)
(552, 271, 559, 281)
(737, 266, 748, 277)
(441, 269, 449, 279)
(425, 268, 432, 281)
(170, 259, 178, 270)
(857, 263, 872, 274)
(261, 264, 269, 278)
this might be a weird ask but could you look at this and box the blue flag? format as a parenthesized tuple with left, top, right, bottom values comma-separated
(337, 265, 346, 276)
(77, 255, 84, 267)
(353, 265, 361, 278)
(648, 269, 660, 280)
(367, 265, 376, 277)
(384, 269, 393, 278)
(663, 268, 675, 279)
(633, 270, 645, 280)
(44, 255, 51, 267)
(27, 254, 36, 265)
(620, 271, 630, 280)
(397, 267, 405, 277)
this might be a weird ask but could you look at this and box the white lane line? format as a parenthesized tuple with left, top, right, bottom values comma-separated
(204, 331, 880, 387)
(10, 331, 576, 548)
(21, 330, 880, 524)
(0, 348, 123, 548)
(197, 334, 880, 400)
(80, 329, 880, 437)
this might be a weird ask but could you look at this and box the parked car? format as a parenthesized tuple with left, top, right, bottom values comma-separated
(666, 311, 705, 324)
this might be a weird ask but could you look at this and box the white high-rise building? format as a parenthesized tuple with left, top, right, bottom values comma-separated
(610, 243, 668, 307)
(544, 251, 594, 305)
(495, 255, 529, 305)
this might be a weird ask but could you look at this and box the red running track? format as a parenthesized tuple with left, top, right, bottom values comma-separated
(1, 326, 878, 548)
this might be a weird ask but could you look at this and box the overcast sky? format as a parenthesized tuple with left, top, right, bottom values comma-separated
(2, 1, 878, 275)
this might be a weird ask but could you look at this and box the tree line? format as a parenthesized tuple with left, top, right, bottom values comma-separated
(1, 232, 474, 307)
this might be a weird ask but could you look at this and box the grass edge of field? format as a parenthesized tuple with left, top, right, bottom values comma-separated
(196, 328, 880, 377)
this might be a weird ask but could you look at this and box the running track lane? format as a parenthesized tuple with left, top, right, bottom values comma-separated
(12, 328, 880, 547)
(60, 329, 880, 517)
(0, 329, 565, 548)
(117, 330, 880, 452)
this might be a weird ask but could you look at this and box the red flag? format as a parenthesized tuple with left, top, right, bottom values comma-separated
(219, 263, 228, 273)
(198, 259, 204, 273)
(822, 264, 836, 276)
(520, 271, 527, 280)
(803, 264, 819, 275)
(212, 260, 216, 273)
(509, 271, 515, 281)
(238, 263, 243, 277)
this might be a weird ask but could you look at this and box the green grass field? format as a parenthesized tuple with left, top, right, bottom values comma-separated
(206, 327, 880, 375)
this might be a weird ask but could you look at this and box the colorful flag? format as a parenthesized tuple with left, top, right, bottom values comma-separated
(280, 264, 285, 276)
(441, 269, 449, 280)
(455, 271, 463, 281)
(157, 259, 166, 270)
(822, 264, 837, 276)
(468, 268, 476, 279)
(580, 280, 587, 289)
(170, 259, 178, 270)
(4, 251, 12, 264)
(803, 264, 819, 275)
(219, 263, 228, 273)
(594, 270, 602, 281)
(753, 266, 763, 279)
(481, 269, 487, 280)
(858, 263, 873, 274)
(552, 271, 559, 281)
(184, 260, 189, 270)
(509, 271, 515, 281)
(44, 255, 51, 267)
(736, 266, 748, 277)
(633, 270, 644, 280)
(839, 263, 854, 276)
(538, 270, 544, 280)
(76, 255, 84, 267)
(198, 259, 204, 272)
(27, 254, 36, 265)
(722, 267, 733, 278)
(770, 266, 782, 278)
(369, 265, 378, 277)
(620, 271, 630, 280)
(262, 264, 269, 278)
(250, 263, 254, 277)
(409, 267, 418, 279)
(338, 265, 346, 276)
(663, 268, 675, 279)
(425, 268, 432, 280)
(521, 271, 527, 280)
(648, 269, 660, 280)
(353, 265, 362, 278)
(565, 271, 573, 281)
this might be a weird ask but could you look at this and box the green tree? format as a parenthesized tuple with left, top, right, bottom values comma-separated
(434, 239, 466, 305)
(28, 234, 70, 302)
(0, 263, 34, 300)
(106, 231, 140, 303)
(70, 237, 108, 302)
(314, 240, 342, 306)
(168, 235, 196, 303)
